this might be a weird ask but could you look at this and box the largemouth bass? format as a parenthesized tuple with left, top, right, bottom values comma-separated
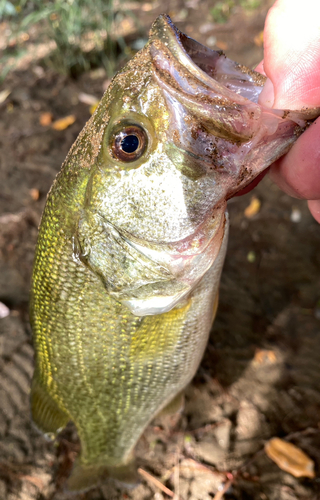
(30, 14, 319, 491)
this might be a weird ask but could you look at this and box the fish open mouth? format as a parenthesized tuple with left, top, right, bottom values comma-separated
(150, 14, 266, 108)
(149, 14, 319, 125)
(148, 15, 319, 197)
(149, 15, 263, 146)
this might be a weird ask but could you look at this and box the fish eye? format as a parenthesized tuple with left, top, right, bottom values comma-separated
(111, 125, 148, 163)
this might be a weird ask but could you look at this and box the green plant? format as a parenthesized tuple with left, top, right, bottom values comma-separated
(210, 0, 235, 24)
(2, 0, 133, 76)
(210, 0, 261, 24)
(240, 0, 261, 10)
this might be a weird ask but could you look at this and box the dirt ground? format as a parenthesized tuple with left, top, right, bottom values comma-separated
(1, 1, 320, 499)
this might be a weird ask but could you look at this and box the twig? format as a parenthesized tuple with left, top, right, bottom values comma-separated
(173, 446, 180, 500)
(176, 458, 225, 478)
(21, 475, 44, 490)
(138, 468, 174, 498)
(212, 479, 233, 500)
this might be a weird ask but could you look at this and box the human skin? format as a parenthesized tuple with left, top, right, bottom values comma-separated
(257, 0, 320, 223)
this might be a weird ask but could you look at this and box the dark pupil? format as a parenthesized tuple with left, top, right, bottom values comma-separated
(121, 134, 139, 153)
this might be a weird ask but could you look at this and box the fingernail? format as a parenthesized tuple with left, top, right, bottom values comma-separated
(258, 77, 275, 108)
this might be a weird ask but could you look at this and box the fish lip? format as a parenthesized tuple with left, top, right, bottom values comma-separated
(149, 14, 265, 106)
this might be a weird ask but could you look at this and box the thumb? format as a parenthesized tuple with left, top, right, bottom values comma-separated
(259, 0, 320, 109)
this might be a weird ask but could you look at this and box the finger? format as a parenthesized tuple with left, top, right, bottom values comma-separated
(269, 118, 320, 200)
(259, 0, 320, 109)
(255, 60, 266, 75)
(308, 199, 320, 223)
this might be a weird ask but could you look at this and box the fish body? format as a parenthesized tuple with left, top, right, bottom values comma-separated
(30, 15, 318, 491)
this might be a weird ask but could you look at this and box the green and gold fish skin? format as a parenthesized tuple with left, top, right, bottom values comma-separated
(30, 15, 319, 491)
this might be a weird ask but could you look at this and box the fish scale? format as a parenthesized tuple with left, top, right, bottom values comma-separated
(30, 14, 319, 491)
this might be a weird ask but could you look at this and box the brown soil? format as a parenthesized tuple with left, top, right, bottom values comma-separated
(1, 1, 320, 499)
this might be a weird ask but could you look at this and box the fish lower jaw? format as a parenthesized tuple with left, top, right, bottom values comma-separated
(119, 213, 227, 317)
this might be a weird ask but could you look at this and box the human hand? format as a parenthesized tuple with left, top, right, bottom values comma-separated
(257, 0, 320, 223)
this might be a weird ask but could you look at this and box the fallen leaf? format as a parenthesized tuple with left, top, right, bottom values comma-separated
(253, 349, 277, 365)
(0, 89, 11, 104)
(39, 112, 53, 126)
(216, 40, 228, 51)
(30, 188, 40, 201)
(265, 437, 315, 478)
(21, 475, 44, 490)
(90, 102, 99, 115)
(78, 92, 99, 106)
(244, 196, 261, 218)
(142, 2, 153, 11)
(254, 30, 264, 47)
(89, 68, 106, 79)
(52, 115, 76, 131)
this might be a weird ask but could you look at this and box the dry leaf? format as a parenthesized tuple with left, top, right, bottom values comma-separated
(253, 349, 277, 365)
(52, 115, 76, 131)
(30, 188, 40, 201)
(254, 30, 264, 47)
(39, 112, 53, 126)
(78, 92, 99, 106)
(244, 196, 261, 218)
(21, 475, 44, 490)
(142, 2, 153, 11)
(216, 40, 228, 51)
(265, 437, 315, 478)
(90, 102, 99, 115)
(0, 89, 11, 104)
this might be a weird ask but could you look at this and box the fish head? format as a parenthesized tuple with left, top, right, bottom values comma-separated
(75, 15, 318, 316)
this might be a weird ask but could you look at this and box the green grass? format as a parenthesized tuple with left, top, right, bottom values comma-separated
(210, 0, 262, 24)
(210, 0, 235, 24)
(1, 0, 136, 77)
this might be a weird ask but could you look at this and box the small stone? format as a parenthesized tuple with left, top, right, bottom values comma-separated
(206, 36, 217, 47)
(0, 302, 10, 319)
(194, 436, 226, 466)
(213, 419, 232, 451)
(290, 207, 301, 223)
